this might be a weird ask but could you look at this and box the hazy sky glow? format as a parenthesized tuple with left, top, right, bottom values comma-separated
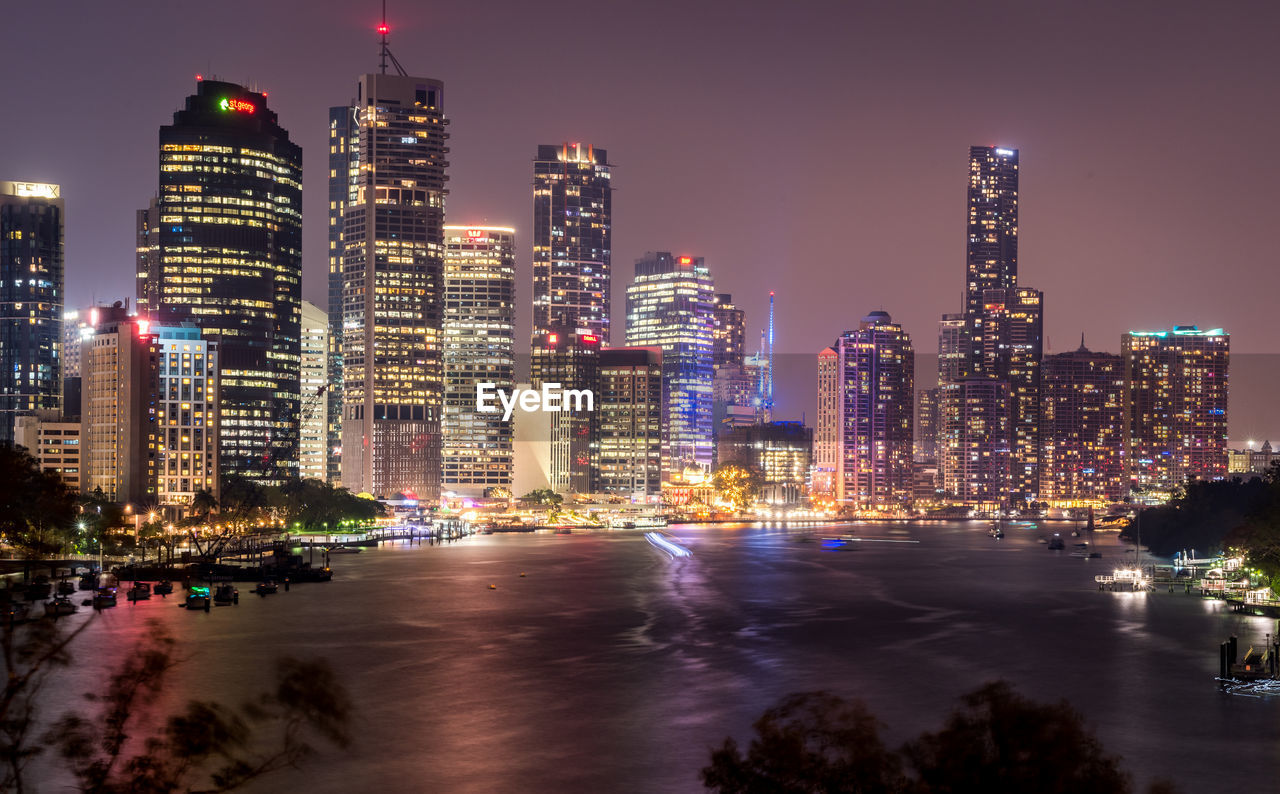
(2, 0, 1277, 439)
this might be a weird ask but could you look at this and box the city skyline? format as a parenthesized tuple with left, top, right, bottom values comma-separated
(4, 2, 1277, 366)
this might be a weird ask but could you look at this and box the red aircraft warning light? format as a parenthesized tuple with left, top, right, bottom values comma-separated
(377, 23, 389, 34)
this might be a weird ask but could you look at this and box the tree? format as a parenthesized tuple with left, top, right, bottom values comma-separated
(44, 620, 352, 793)
(712, 463, 763, 513)
(1123, 477, 1272, 556)
(520, 489, 562, 507)
(0, 615, 94, 792)
(190, 488, 219, 521)
(903, 681, 1132, 793)
(0, 444, 78, 558)
(702, 691, 903, 793)
(703, 683, 1176, 794)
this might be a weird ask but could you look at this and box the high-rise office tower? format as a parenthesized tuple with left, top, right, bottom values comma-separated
(1, 181, 63, 444)
(1040, 341, 1125, 503)
(81, 306, 219, 513)
(135, 198, 161, 317)
(531, 326, 600, 494)
(965, 146, 1019, 337)
(61, 309, 89, 379)
(443, 226, 516, 496)
(828, 312, 914, 510)
(326, 104, 357, 486)
(940, 378, 1011, 506)
(812, 346, 839, 496)
(532, 143, 612, 342)
(916, 387, 941, 461)
(939, 146, 1036, 507)
(980, 287, 1043, 500)
(597, 347, 662, 501)
(332, 65, 449, 500)
(625, 253, 716, 476)
(711, 293, 745, 371)
(139, 80, 302, 486)
(81, 306, 157, 504)
(299, 301, 329, 482)
(1122, 326, 1229, 495)
(153, 324, 219, 513)
(937, 313, 968, 385)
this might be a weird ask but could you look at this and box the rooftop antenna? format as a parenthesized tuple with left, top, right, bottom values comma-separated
(378, 0, 408, 76)
(766, 291, 775, 411)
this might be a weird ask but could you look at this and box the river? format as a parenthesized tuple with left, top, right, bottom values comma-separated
(27, 522, 1280, 792)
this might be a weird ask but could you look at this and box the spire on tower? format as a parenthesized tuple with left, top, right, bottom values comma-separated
(377, 0, 408, 76)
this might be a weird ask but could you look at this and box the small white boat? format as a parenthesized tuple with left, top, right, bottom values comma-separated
(326, 545, 362, 554)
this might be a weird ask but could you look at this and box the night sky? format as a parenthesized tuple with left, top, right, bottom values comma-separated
(2, 0, 1277, 440)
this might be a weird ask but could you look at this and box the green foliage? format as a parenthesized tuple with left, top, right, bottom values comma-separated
(712, 463, 763, 512)
(703, 682, 1175, 794)
(520, 488, 563, 506)
(1222, 470, 1280, 582)
(0, 444, 78, 557)
(1122, 478, 1273, 556)
(273, 477, 384, 532)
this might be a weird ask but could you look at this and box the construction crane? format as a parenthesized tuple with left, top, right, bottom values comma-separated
(242, 384, 328, 480)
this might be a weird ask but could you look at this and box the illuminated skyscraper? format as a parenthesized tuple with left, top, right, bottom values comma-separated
(965, 146, 1019, 338)
(326, 103, 358, 486)
(153, 324, 219, 514)
(597, 347, 662, 501)
(980, 287, 1043, 500)
(940, 378, 1010, 507)
(1, 180, 63, 443)
(532, 143, 612, 342)
(332, 69, 449, 500)
(625, 253, 716, 476)
(80, 306, 156, 504)
(299, 301, 329, 482)
(1040, 341, 1125, 503)
(443, 226, 516, 496)
(531, 326, 600, 494)
(937, 313, 967, 385)
(830, 312, 914, 510)
(711, 293, 745, 371)
(916, 387, 940, 461)
(812, 346, 839, 496)
(1122, 326, 1229, 495)
(140, 80, 302, 485)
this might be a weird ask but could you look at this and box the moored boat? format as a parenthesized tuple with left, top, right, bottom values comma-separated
(153, 580, 174, 596)
(326, 545, 362, 554)
(45, 596, 77, 617)
(254, 580, 278, 596)
(127, 582, 152, 601)
(213, 584, 239, 605)
(92, 588, 118, 609)
(185, 586, 211, 611)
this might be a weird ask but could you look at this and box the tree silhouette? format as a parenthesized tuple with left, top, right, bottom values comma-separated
(703, 683, 1176, 794)
(703, 691, 903, 793)
(45, 620, 352, 793)
(903, 681, 1132, 793)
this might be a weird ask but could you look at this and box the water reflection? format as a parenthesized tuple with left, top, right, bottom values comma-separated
(25, 523, 1280, 792)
